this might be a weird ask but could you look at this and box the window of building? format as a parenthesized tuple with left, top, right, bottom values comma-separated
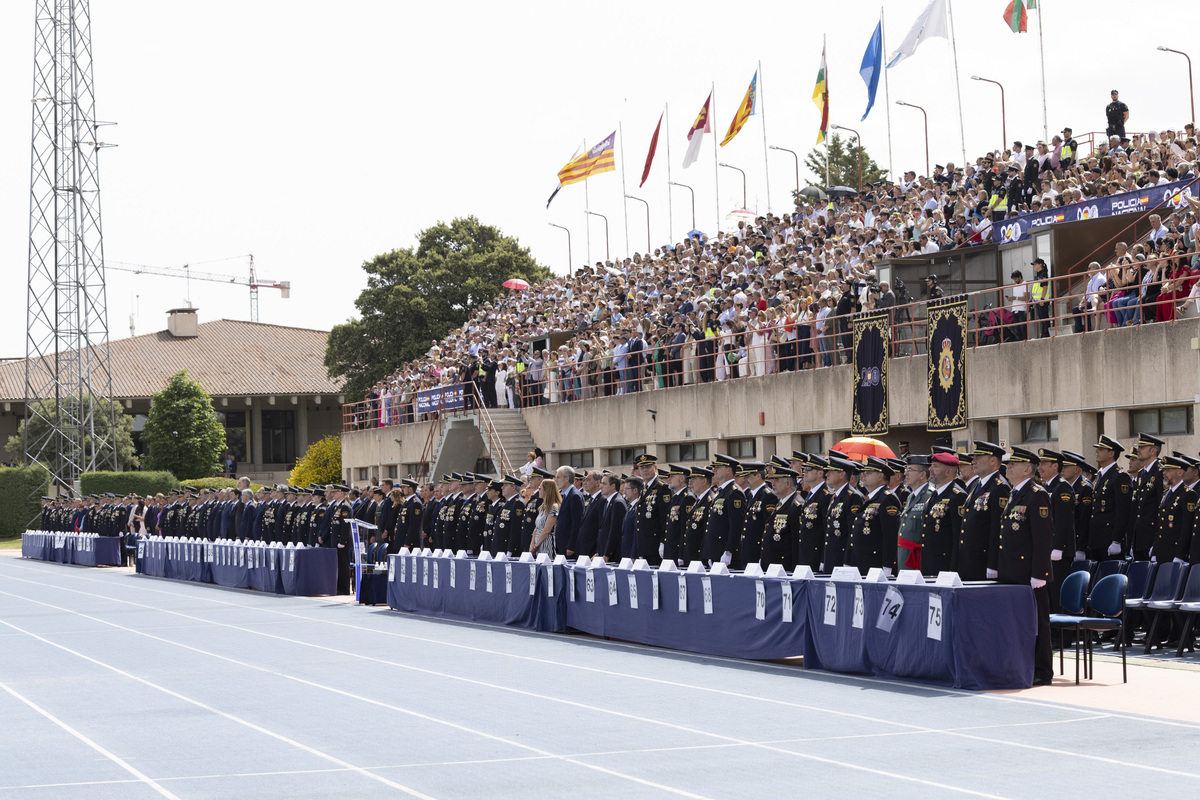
(1022, 416, 1058, 443)
(664, 442, 709, 462)
(608, 446, 646, 466)
(727, 438, 756, 459)
(218, 410, 247, 464)
(356, 467, 369, 481)
(261, 410, 296, 465)
(560, 450, 594, 468)
(1131, 407, 1193, 436)
(385, 465, 398, 479)
(801, 433, 824, 454)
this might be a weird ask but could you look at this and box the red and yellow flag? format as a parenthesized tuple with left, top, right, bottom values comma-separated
(556, 132, 616, 186)
(720, 71, 758, 147)
(813, 48, 829, 144)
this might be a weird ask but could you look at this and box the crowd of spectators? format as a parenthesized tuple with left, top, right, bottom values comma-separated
(353, 120, 1200, 427)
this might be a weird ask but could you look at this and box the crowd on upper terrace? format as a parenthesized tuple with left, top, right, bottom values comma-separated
(353, 116, 1200, 428)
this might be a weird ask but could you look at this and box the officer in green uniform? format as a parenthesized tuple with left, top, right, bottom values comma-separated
(896, 455, 933, 570)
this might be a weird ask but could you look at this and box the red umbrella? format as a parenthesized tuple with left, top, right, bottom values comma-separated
(833, 436, 896, 463)
(502, 278, 530, 291)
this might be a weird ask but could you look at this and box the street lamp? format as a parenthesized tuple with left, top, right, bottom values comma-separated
(768, 145, 799, 198)
(1157, 46, 1195, 126)
(717, 162, 746, 209)
(668, 181, 696, 232)
(970, 75, 1007, 151)
(895, 100, 929, 177)
(584, 210, 609, 263)
(624, 195, 650, 254)
(547, 222, 572, 277)
(829, 124, 862, 192)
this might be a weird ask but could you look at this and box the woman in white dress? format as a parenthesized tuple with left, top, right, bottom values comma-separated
(748, 309, 769, 376)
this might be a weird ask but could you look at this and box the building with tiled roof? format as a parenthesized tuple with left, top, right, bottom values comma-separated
(0, 308, 345, 481)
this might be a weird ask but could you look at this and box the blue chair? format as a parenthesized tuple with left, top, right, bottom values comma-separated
(1143, 563, 1190, 654)
(1049, 570, 1091, 683)
(1078, 573, 1129, 683)
(1122, 561, 1157, 643)
(1069, 559, 1096, 578)
(1095, 560, 1126, 581)
(1173, 566, 1200, 658)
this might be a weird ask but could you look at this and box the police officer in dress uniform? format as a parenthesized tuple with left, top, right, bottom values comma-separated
(681, 467, 714, 566)
(663, 464, 695, 565)
(954, 441, 1010, 581)
(992, 447, 1055, 686)
(738, 462, 777, 566)
(327, 485, 354, 595)
(497, 475, 526, 556)
(887, 458, 911, 507)
(308, 488, 328, 548)
(821, 457, 862, 572)
(896, 455, 933, 571)
(702, 454, 746, 567)
(1060, 452, 1092, 562)
(796, 454, 832, 570)
(1089, 435, 1132, 560)
(1152, 455, 1195, 566)
(922, 452, 967, 576)
(1130, 433, 1165, 561)
(633, 454, 673, 566)
(1037, 449, 1077, 613)
(483, 479, 505, 554)
(465, 474, 490, 555)
(762, 465, 800, 569)
(397, 479, 422, 550)
(845, 457, 903, 575)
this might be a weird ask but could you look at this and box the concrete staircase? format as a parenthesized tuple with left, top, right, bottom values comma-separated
(484, 408, 536, 475)
(428, 407, 536, 479)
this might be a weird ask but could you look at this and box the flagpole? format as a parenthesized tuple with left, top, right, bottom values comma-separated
(583, 137, 591, 264)
(824, 35, 830, 189)
(881, 6, 894, 179)
(619, 122, 630, 257)
(1036, 1, 1049, 142)
(759, 61, 771, 214)
(712, 81, 720, 234)
(947, 0, 968, 166)
(665, 103, 674, 245)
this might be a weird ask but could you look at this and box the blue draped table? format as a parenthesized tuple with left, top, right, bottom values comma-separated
(386, 554, 566, 633)
(21, 532, 122, 567)
(134, 538, 337, 596)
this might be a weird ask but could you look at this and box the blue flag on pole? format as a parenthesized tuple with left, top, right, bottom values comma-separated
(860, 21, 883, 121)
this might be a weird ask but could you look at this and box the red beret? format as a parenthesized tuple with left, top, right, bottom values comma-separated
(932, 452, 960, 467)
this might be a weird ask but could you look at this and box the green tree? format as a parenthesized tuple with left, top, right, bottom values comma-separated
(6, 397, 138, 471)
(326, 216, 552, 399)
(290, 434, 342, 487)
(801, 133, 888, 194)
(141, 370, 226, 479)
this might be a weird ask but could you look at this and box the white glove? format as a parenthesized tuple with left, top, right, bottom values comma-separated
(1031, 577, 1047, 589)
(819, 562, 825, 572)
(1174, 557, 1186, 565)
(1050, 549, 1062, 562)
(1150, 554, 1157, 563)
(1107, 541, 1122, 556)
(1074, 551, 1086, 562)
(658, 543, 665, 558)
(986, 569, 998, 580)
(720, 551, 732, 565)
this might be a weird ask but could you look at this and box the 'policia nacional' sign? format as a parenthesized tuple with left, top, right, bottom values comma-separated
(926, 298, 967, 432)
(851, 312, 889, 435)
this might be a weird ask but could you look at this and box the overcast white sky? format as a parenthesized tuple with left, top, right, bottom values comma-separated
(0, 1, 1192, 358)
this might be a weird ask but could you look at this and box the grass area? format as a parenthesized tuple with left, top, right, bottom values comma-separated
(0, 534, 25, 549)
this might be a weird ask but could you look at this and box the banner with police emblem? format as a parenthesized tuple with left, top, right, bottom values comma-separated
(926, 298, 968, 431)
(851, 312, 889, 435)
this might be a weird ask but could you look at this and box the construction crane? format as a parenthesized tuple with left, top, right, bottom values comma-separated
(106, 254, 290, 322)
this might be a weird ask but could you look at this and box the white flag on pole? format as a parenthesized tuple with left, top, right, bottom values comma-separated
(886, 0, 949, 69)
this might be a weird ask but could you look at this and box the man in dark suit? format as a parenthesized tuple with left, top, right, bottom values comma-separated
(479, 350, 499, 408)
(633, 454, 672, 565)
(762, 465, 800, 569)
(574, 470, 607, 558)
(1130, 433, 1165, 561)
(845, 457, 903, 575)
(553, 466, 585, 558)
(620, 476, 643, 560)
(625, 332, 644, 393)
(702, 454, 746, 567)
(668, 324, 687, 387)
(954, 442, 1009, 581)
(922, 452, 967, 576)
(821, 457, 862, 572)
(221, 491, 240, 540)
(596, 474, 627, 563)
(1089, 435, 1132, 560)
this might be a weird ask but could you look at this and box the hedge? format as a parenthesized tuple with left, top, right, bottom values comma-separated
(183, 477, 266, 492)
(0, 465, 50, 536)
(80, 471, 179, 498)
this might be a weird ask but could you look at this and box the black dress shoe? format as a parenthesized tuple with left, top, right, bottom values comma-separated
(1032, 675, 1053, 687)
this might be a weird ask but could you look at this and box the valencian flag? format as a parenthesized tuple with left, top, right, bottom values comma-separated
(640, 113, 662, 188)
(926, 298, 968, 432)
(851, 312, 889, 435)
(812, 48, 829, 144)
(720, 71, 757, 147)
(1002, 0, 1029, 32)
(557, 131, 616, 187)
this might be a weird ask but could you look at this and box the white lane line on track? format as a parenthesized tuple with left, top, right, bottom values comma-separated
(2, 586, 1020, 798)
(0, 590, 713, 800)
(0, 611, 437, 799)
(0, 679, 183, 800)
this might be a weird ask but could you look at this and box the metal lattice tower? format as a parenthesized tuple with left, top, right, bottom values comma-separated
(24, 0, 118, 491)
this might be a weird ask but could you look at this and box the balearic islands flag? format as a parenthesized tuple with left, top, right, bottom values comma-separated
(886, 0, 949, 68)
(720, 71, 757, 147)
(812, 49, 829, 144)
(556, 132, 616, 187)
(682, 92, 712, 169)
